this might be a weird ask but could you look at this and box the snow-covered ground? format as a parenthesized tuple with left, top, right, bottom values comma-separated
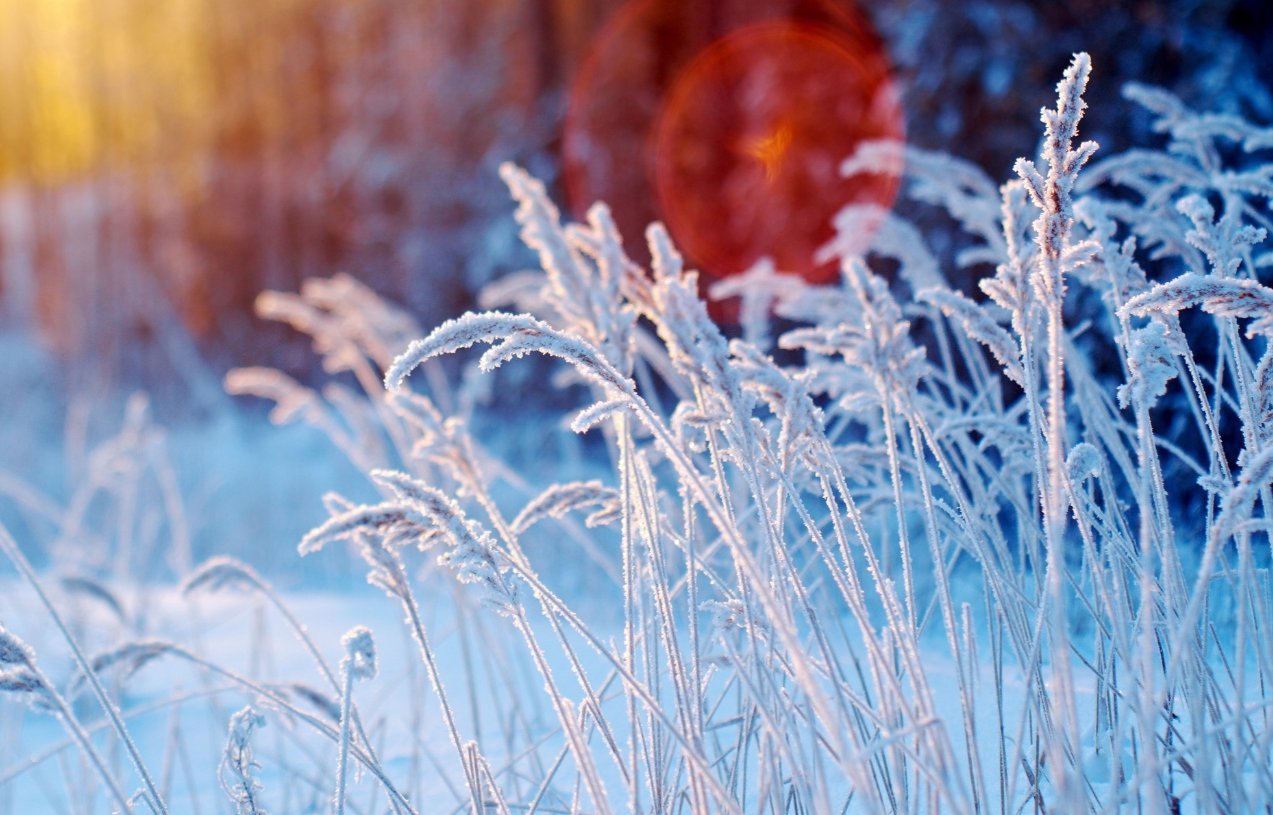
(1, 575, 1137, 815)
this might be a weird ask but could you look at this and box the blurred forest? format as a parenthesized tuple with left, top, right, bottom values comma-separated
(0, 0, 1270, 403)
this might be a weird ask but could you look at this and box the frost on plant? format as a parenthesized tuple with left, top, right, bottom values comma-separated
(220, 706, 268, 815)
(4, 50, 1273, 815)
(245, 52, 1273, 814)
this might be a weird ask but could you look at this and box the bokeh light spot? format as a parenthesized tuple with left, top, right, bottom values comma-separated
(564, 0, 904, 286)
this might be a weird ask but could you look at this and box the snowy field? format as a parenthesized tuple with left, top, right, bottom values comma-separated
(0, 578, 1127, 814)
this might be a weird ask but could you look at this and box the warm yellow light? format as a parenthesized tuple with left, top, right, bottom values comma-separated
(0, 0, 214, 184)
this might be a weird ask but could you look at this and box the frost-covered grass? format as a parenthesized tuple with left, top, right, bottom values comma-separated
(4, 53, 1273, 813)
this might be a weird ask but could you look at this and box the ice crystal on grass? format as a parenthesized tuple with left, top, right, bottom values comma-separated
(918, 286, 1025, 384)
(781, 259, 927, 407)
(0, 668, 44, 699)
(341, 627, 377, 681)
(387, 311, 636, 398)
(1118, 319, 1182, 408)
(0, 624, 33, 667)
(0, 627, 49, 710)
(1123, 272, 1273, 336)
(182, 555, 265, 596)
(300, 503, 421, 557)
(1016, 52, 1098, 260)
(300, 500, 416, 599)
(1066, 442, 1103, 485)
(220, 706, 268, 815)
(512, 481, 621, 534)
(77, 640, 176, 693)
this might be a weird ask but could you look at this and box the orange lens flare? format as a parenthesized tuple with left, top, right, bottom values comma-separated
(564, 0, 903, 289)
(739, 119, 794, 184)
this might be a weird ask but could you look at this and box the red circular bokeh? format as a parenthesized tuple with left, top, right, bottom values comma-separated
(564, 0, 903, 285)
